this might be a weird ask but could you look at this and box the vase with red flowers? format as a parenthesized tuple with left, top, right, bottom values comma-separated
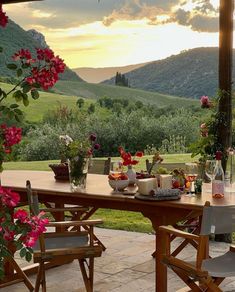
(118, 147, 143, 185)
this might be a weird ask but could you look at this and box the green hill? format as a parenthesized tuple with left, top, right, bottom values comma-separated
(103, 47, 223, 99)
(0, 20, 82, 82)
(53, 80, 198, 108)
(1, 79, 198, 123)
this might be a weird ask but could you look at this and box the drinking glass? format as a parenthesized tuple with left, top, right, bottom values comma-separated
(185, 162, 198, 197)
(205, 160, 216, 182)
(110, 161, 123, 193)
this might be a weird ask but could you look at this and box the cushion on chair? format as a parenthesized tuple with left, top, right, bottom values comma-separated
(202, 251, 235, 277)
(33, 234, 88, 250)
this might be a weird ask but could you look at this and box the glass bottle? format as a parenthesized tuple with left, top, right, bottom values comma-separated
(212, 151, 224, 199)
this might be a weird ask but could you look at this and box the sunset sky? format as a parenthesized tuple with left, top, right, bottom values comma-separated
(4, 0, 221, 68)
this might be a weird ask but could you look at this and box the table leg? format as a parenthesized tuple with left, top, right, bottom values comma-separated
(142, 213, 167, 292)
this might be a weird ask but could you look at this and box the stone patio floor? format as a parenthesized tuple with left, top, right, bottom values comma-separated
(2, 228, 235, 292)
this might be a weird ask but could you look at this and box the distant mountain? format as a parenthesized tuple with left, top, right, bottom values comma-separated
(0, 20, 82, 82)
(103, 47, 225, 99)
(73, 62, 149, 83)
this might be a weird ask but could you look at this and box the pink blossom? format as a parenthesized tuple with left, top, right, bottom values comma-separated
(0, 5, 8, 28)
(3, 229, 15, 241)
(200, 95, 211, 108)
(0, 187, 20, 207)
(1, 125, 22, 148)
(12, 49, 35, 64)
(14, 209, 29, 223)
(23, 236, 37, 247)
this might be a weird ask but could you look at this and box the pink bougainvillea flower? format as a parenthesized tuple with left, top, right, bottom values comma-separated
(3, 229, 15, 241)
(1, 125, 22, 148)
(0, 5, 8, 28)
(200, 95, 212, 108)
(0, 187, 20, 207)
(14, 209, 29, 223)
(12, 49, 35, 64)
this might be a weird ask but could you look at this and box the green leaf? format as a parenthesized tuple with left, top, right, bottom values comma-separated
(14, 108, 23, 115)
(20, 248, 27, 258)
(7, 63, 17, 70)
(25, 252, 32, 262)
(22, 83, 31, 94)
(22, 95, 29, 107)
(0, 47, 3, 53)
(22, 63, 30, 69)
(13, 90, 23, 102)
(10, 104, 19, 109)
(31, 90, 39, 100)
(17, 68, 23, 77)
(0, 105, 5, 111)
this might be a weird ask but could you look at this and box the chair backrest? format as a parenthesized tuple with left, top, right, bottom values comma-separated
(26, 180, 40, 216)
(200, 203, 235, 235)
(88, 157, 111, 175)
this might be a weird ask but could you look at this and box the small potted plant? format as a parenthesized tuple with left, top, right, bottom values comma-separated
(49, 135, 72, 181)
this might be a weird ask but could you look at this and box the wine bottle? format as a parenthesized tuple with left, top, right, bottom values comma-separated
(212, 151, 224, 198)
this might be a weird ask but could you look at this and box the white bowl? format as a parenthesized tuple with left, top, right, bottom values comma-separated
(108, 179, 129, 191)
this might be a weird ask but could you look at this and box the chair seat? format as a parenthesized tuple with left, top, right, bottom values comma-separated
(34, 234, 88, 250)
(202, 251, 235, 277)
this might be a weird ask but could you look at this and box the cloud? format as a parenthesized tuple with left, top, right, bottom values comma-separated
(102, 0, 179, 26)
(5, 0, 219, 33)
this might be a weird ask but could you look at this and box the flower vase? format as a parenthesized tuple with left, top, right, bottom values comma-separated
(68, 156, 89, 192)
(126, 165, 136, 186)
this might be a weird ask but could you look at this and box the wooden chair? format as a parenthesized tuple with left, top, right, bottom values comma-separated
(159, 201, 235, 291)
(26, 180, 103, 292)
(88, 157, 111, 175)
(64, 157, 111, 251)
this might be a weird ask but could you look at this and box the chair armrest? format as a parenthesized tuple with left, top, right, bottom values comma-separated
(40, 207, 88, 213)
(47, 219, 103, 227)
(159, 226, 199, 241)
(163, 255, 208, 278)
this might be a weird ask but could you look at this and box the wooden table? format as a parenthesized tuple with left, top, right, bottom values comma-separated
(2, 170, 235, 292)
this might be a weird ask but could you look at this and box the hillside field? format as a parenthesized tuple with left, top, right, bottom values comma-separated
(1, 80, 198, 122)
(53, 80, 198, 108)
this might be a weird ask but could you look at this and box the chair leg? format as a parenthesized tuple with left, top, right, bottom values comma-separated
(79, 258, 94, 292)
(35, 262, 47, 292)
(6, 256, 34, 291)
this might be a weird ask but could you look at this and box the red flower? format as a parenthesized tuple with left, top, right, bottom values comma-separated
(0, 5, 8, 28)
(0, 187, 20, 207)
(118, 147, 143, 166)
(200, 95, 212, 108)
(135, 151, 143, 158)
(14, 209, 29, 223)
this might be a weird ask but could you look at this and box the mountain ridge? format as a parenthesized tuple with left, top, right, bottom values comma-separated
(73, 62, 150, 83)
(0, 19, 82, 82)
(103, 47, 224, 99)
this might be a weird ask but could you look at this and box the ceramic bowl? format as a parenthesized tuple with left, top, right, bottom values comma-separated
(108, 179, 129, 191)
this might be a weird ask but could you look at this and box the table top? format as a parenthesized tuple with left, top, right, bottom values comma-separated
(1, 170, 235, 211)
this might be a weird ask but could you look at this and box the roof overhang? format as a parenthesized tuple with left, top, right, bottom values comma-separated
(2, 0, 42, 4)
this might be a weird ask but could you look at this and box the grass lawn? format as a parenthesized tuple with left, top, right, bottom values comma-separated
(4, 153, 195, 233)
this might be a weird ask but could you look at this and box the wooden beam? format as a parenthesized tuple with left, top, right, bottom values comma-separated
(2, 0, 42, 4)
(218, 0, 234, 166)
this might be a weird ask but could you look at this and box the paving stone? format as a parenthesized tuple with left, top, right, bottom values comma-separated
(1, 228, 235, 292)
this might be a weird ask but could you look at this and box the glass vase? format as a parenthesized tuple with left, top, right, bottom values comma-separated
(68, 156, 89, 192)
(126, 165, 136, 185)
